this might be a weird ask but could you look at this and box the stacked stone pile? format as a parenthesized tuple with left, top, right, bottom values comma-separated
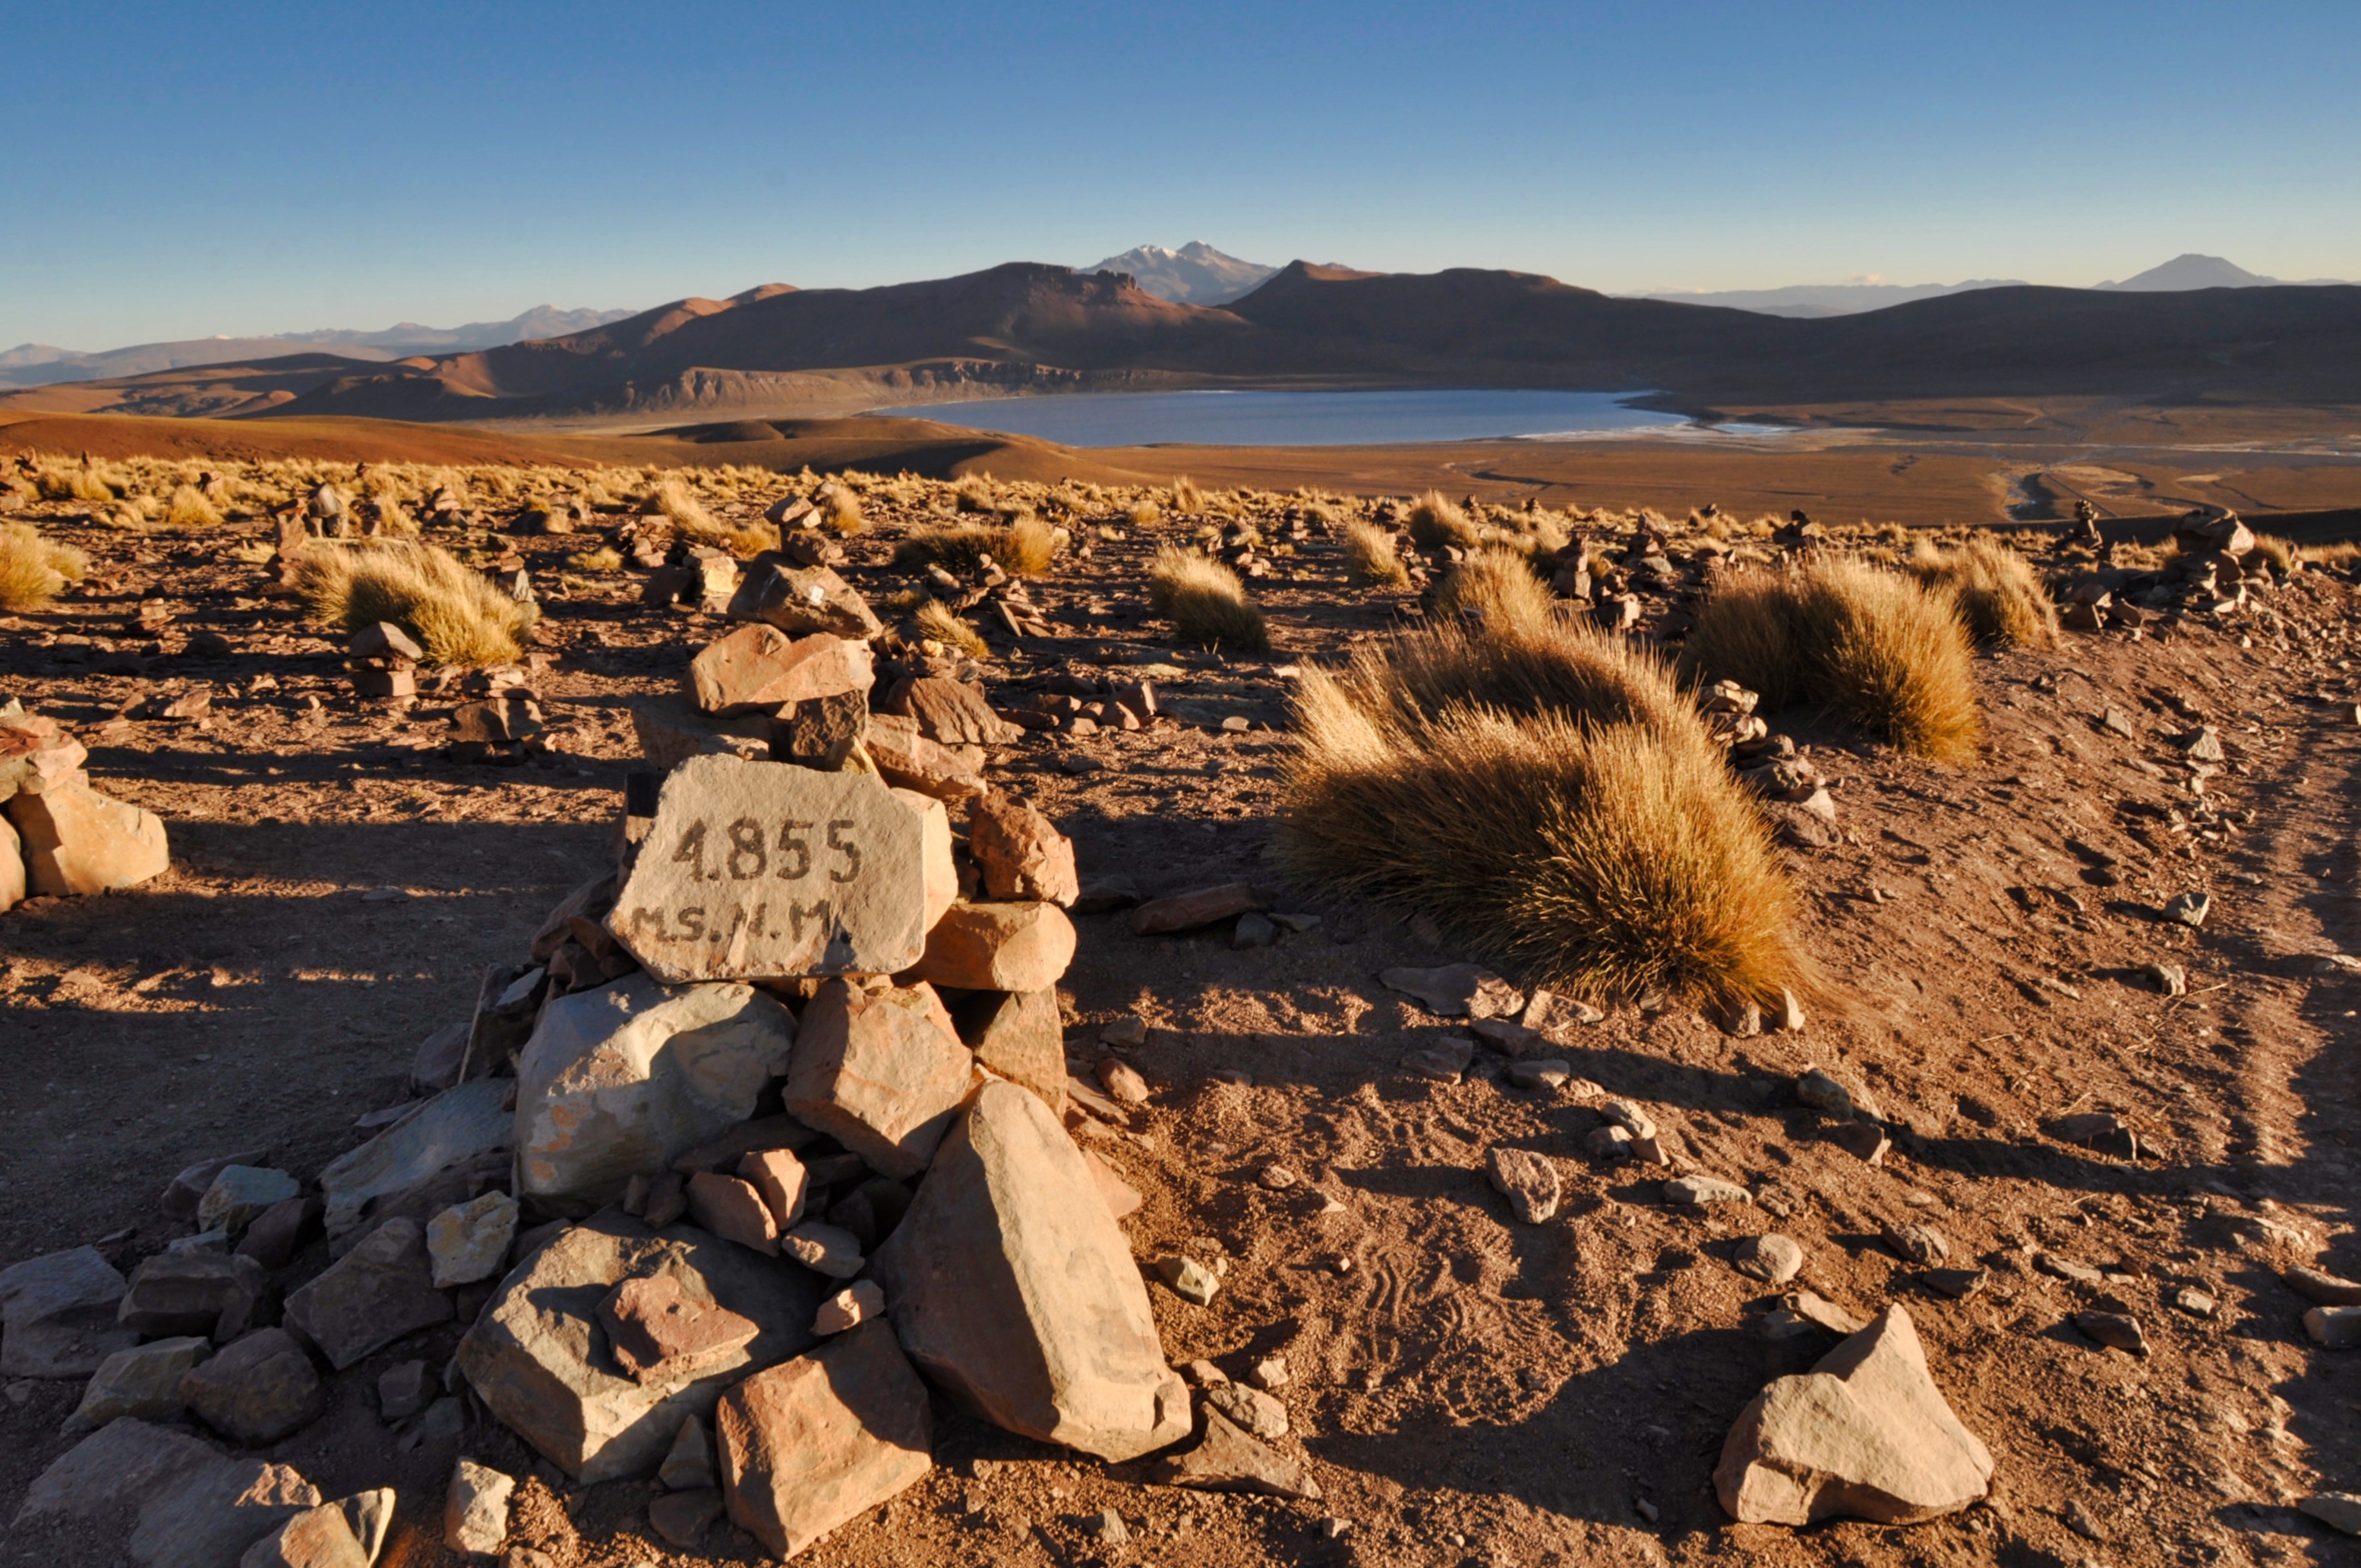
(7, 551, 1315, 1566)
(0, 700, 169, 913)
(2062, 509, 2291, 632)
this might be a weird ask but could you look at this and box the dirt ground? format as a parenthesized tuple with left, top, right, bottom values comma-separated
(5, 479, 2361, 1568)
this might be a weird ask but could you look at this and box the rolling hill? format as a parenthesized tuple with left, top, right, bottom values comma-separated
(12, 260, 2361, 427)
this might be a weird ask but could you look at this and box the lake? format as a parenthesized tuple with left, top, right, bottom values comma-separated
(874, 387, 1690, 447)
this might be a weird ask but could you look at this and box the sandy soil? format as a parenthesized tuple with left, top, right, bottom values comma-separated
(5, 482, 2361, 1568)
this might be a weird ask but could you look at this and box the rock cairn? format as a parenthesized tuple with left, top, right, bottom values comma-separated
(6, 525, 1292, 1565)
(0, 701, 169, 913)
(2061, 508, 2284, 632)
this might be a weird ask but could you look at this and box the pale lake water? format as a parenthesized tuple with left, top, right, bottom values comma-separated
(873, 387, 1694, 446)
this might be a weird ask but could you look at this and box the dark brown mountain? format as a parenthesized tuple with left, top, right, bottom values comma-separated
(11, 260, 2361, 426)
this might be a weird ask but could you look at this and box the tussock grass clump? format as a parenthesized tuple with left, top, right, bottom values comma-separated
(1683, 558, 1981, 761)
(164, 484, 224, 528)
(1432, 545, 1555, 633)
(1279, 647, 1804, 1008)
(1366, 617, 1695, 737)
(817, 484, 866, 535)
(2301, 541, 2361, 569)
(895, 517, 1057, 577)
(2251, 533, 2296, 576)
(0, 524, 87, 611)
(914, 600, 989, 659)
(1342, 520, 1411, 587)
(1127, 498, 1161, 528)
(1406, 491, 1482, 551)
(1905, 535, 2056, 648)
(1172, 476, 1204, 513)
(567, 546, 624, 573)
(1147, 547, 1267, 653)
(296, 541, 536, 665)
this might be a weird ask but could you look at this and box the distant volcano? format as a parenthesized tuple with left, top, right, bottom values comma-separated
(1082, 242, 1278, 306)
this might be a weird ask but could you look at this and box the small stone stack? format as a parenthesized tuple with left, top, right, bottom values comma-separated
(347, 621, 421, 702)
(2064, 508, 2285, 632)
(0, 703, 169, 910)
(1693, 680, 1839, 845)
(447, 665, 548, 765)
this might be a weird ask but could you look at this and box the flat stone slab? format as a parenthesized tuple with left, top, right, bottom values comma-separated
(456, 1210, 822, 1483)
(609, 756, 933, 982)
(0, 1245, 134, 1377)
(17, 1417, 322, 1568)
(1379, 964, 1524, 1020)
(316, 1078, 510, 1239)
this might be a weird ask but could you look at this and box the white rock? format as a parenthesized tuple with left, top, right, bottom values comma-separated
(1715, 1305, 1993, 1525)
(427, 1191, 519, 1289)
(442, 1459, 513, 1557)
(514, 973, 794, 1216)
(608, 756, 933, 982)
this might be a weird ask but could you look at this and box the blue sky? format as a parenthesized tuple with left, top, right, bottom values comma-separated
(5, 0, 2356, 349)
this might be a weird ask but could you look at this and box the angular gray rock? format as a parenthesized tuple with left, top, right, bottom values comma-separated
(514, 972, 794, 1215)
(1485, 1147, 1561, 1223)
(118, 1250, 267, 1340)
(198, 1168, 301, 1235)
(0, 1245, 134, 1377)
(1715, 1305, 1993, 1525)
(316, 1078, 510, 1238)
(872, 1081, 1189, 1462)
(180, 1327, 325, 1445)
(780, 980, 973, 1179)
(456, 1211, 822, 1482)
(1147, 1409, 1323, 1499)
(16, 1417, 322, 1568)
(607, 755, 933, 981)
(283, 1219, 453, 1371)
(65, 1335, 211, 1433)
(715, 1320, 934, 1558)
(236, 1500, 372, 1568)
(443, 1459, 513, 1556)
(1378, 963, 1523, 1019)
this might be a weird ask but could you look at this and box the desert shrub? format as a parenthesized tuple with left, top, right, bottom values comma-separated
(1406, 491, 1482, 551)
(817, 484, 866, 535)
(163, 484, 224, 528)
(1147, 547, 1267, 654)
(1342, 520, 1411, 587)
(0, 524, 87, 610)
(914, 599, 989, 659)
(1432, 545, 1555, 633)
(33, 462, 116, 504)
(651, 476, 716, 532)
(1682, 558, 1981, 761)
(895, 518, 1056, 577)
(954, 476, 997, 513)
(1127, 498, 1161, 528)
(1905, 535, 2056, 648)
(2251, 533, 2296, 576)
(1279, 664, 1804, 1009)
(1340, 617, 1697, 746)
(1172, 476, 1204, 513)
(566, 546, 624, 573)
(295, 540, 536, 665)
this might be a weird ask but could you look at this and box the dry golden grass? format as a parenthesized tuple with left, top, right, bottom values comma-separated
(1683, 558, 1981, 761)
(0, 524, 87, 611)
(2252, 533, 2296, 576)
(1359, 618, 1697, 737)
(163, 484, 224, 528)
(1342, 520, 1411, 587)
(2301, 541, 2361, 568)
(817, 485, 866, 535)
(1904, 535, 2056, 647)
(895, 517, 1057, 577)
(1147, 547, 1268, 654)
(1172, 476, 1204, 512)
(1279, 656, 1805, 1008)
(1126, 499, 1161, 528)
(567, 546, 624, 573)
(914, 599, 989, 659)
(295, 541, 536, 665)
(1406, 490, 1482, 551)
(1431, 545, 1555, 633)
